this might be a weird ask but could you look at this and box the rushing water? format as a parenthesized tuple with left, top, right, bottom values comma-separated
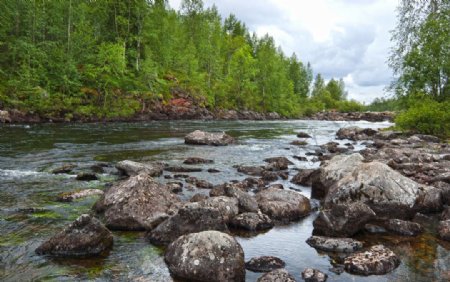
(1, 120, 449, 282)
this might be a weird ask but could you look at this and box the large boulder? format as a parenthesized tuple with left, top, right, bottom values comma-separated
(201, 196, 239, 222)
(116, 160, 163, 177)
(256, 188, 311, 222)
(306, 236, 363, 253)
(245, 256, 285, 272)
(313, 203, 375, 237)
(336, 126, 377, 141)
(257, 269, 296, 282)
(93, 174, 181, 230)
(35, 214, 113, 257)
(324, 160, 426, 219)
(311, 154, 364, 200)
(165, 231, 245, 282)
(344, 245, 400, 275)
(147, 203, 228, 246)
(224, 184, 259, 213)
(185, 130, 235, 146)
(229, 212, 274, 231)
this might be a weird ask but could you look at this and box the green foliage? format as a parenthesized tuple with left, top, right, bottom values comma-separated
(395, 97, 450, 138)
(0, 0, 357, 119)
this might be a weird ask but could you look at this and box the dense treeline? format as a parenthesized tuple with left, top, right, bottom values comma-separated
(0, 0, 361, 119)
(385, 0, 450, 137)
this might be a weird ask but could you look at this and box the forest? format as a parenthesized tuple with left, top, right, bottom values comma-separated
(0, 0, 361, 120)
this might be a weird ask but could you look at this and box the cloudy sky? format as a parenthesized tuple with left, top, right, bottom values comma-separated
(168, 0, 399, 103)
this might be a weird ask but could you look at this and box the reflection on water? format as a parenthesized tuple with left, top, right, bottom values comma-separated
(1, 120, 448, 281)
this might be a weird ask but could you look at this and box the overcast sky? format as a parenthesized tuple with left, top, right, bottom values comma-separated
(168, 0, 398, 104)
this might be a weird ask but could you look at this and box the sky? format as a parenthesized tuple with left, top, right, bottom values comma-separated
(168, 0, 399, 104)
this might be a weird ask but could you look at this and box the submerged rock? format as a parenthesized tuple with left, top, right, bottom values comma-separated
(147, 203, 228, 246)
(116, 160, 163, 177)
(35, 214, 113, 257)
(52, 164, 77, 174)
(245, 256, 286, 272)
(185, 130, 235, 146)
(438, 220, 450, 241)
(257, 269, 296, 282)
(165, 166, 202, 173)
(385, 219, 423, 236)
(57, 189, 103, 202)
(256, 187, 311, 222)
(93, 173, 181, 230)
(75, 172, 98, 181)
(183, 157, 214, 164)
(344, 245, 400, 275)
(313, 203, 375, 237)
(306, 236, 363, 253)
(297, 132, 312, 138)
(229, 212, 273, 231)
(165, 231, 245, 282)
(302, 268, 328, 282)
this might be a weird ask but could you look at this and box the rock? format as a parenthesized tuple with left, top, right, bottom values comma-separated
(293, 155, 308, 161)
(364, 224, 387, 234)
(324, 157, 428, 219)
(302, 268, 328, 282)
(208, 168, 221, 173)
(165, 231, 245, 282)
(306, 236, 363, 253)
(291, 169, 316, 186)
(166, 182, 183, 193)
(313, 203, 375, 237)
(336, 126, 377, 141)
(185, 130, 235, 146)
(291, 140, 308, 146)
(261, 171, 279, 182)
(256, 187, 311, 222)
(229, 212, 273, 231)
(344, 245, 400, 275)
(385, 219, 423, 236)
(311, 154, 364, 199)
(257, 269, 296, 282)
(190, 193, 209, 202)
(116, 160, 163, 177)
(165, 166, 202, 173)
(186, 177, 213, 189)
(201, 196, 239, 222)
(237, 165, 265, 176)
(57, 189, 104, 202)
(415, 186, 444, 213)
(438, 220, 450, 241)
(268, 184, 284, 190)
(414, 134, 441, 143)
(147, 203, 228, 246)
(35, 214, 113, 257)
(224, 184, 259, 213)
(245, 256, 286, 272)
(0, 110, 11, 123)
(75, 172, 98, 181)
(183, 157, 214, 164)
(441, 207, 450, 220)
(297, 132, 312, 138)
(264, 157, 293, 171)
(52, 164, 77, 174)
(93, 174, 181, 230)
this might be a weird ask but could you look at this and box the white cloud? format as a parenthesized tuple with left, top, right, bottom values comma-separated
(168, 0, 398, 103)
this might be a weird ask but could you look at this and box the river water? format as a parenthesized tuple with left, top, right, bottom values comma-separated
(0, 120, 449, 281)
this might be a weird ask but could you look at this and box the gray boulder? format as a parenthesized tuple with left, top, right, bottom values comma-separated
(438, 220, 450, 241)
(165, 231, 245, 282)
(185, 130, 235, 146)
(94, 173, 181, 230)
(256, 188, 311, 222)
(302, 268, 328, 282)
(229, 212, 274, 231)
(385, 219, 423, 236)
(257, 269, 296, 282)
(147, 203, 228, 246)
(245, 256, 285, 272)
(35, 214, 113, 257)
(313, 203, 375, 237)
(344, 245, 400, 275)
(306, 236, 363, 253)
(116, 160, 163, 177)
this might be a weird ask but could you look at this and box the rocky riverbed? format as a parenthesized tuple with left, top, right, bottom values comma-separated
(0, 120, 449, 281)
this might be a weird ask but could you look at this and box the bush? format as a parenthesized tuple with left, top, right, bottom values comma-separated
(395, 99, 450, 138)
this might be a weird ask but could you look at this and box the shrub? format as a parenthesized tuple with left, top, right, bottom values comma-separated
(395, 99, 450, 138)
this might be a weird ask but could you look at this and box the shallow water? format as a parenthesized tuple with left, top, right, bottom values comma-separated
(0, 120, 449, 282)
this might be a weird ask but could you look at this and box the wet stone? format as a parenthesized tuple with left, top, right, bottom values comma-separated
(302, 268, 328, 282)
(344, 245, 400, 276)
(257, 269, 296, 282)
(306, 236, 363, 253)
(245, 256, 286, 272)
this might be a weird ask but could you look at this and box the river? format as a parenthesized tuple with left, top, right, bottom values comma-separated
(1, 120, 448, 281)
